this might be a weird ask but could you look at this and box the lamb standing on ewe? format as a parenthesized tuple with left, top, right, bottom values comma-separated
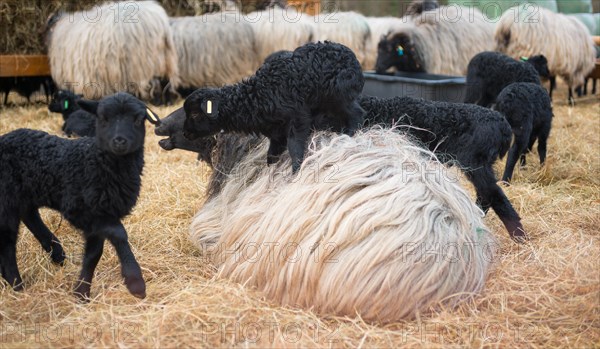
(190, 129, 496, 322)
(45, 1, 179, 100)
(0, 92, 159, 299)
(179, 41, 365, 172)
(48, 90, 96, 137)
(464, 51, 548, 107)
(375, 5, 494, 76)
(359, 95, 526, 241)
(494, 82, 553, 182)
(495, 4, 596, 104)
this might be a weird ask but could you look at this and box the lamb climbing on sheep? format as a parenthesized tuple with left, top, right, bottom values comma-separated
(494, 82, 553, 182)
(464, 51, 548, 107)
(495, 4, 596, 104)
(179, 41, 365, 172)
(360, 95, 526, 241)
(0, 92, 160, 299)
(48, 90, 95, 137)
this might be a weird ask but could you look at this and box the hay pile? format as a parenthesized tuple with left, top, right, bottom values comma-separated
(0, 0, 279, 54)
(0, 84, 598, 347)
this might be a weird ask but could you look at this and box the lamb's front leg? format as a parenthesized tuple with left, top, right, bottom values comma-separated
(267, 133, 288, 165)
(287, 117, 312, 173)
(74, 236, 105, 300)
(342, 101, 365, 136)
(99, 221, 146, 299)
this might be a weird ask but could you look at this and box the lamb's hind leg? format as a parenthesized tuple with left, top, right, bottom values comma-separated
(467, 165, 527, 242)
(503, 130, 530, 183)
(22, 208, 66, 265)
(0, 218, 23, 290)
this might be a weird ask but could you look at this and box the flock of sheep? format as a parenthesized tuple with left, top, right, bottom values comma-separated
(0, 0, 597, 324)
(44, 0, 596, 105)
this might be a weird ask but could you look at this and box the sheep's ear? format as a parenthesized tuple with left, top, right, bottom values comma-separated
(77, 99, 99, 115)
(145, 107, 161, 125)
(202, 99, 219, 120)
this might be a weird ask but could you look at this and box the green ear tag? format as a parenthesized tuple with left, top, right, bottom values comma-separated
(64, 100, 69, 109)
(476, 227, 485, 238)
(520, 56, 529, 61)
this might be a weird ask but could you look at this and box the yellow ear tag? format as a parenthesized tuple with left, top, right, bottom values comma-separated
(207, 100, 212, 114)
(146, 108, 159, 124)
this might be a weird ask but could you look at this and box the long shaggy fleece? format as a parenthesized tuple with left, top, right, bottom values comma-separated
(495, 5, 596, 90)
(46, 1, 179, 100)
(312, 11, 371, 69)
(190, 129, 496, 322)
(376, 5, 495, 75)
(246, 7, 316, 63)
(170, 14, 259, 89)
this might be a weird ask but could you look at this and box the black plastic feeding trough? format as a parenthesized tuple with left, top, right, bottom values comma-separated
(362, 71, 467, 103)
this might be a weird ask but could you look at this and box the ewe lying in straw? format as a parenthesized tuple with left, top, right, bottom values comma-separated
(190, 129, 496, 322)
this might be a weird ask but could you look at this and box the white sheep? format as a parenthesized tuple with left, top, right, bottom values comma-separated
(494, 4, 596, 104)
(190, 129, 496, 322)
(46, 1, 179, 100)
(170, 13, 259, 93)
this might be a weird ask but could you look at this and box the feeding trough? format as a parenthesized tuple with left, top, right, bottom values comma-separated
(362, 71, 467, 103)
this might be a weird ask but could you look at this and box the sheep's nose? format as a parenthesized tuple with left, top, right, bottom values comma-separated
(113, 136, 128, 147)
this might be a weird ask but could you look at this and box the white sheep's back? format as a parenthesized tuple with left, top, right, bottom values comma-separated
(190, 128, 496, 322)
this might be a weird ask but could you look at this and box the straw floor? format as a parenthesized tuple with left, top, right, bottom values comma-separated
(0, 85, 598, 348)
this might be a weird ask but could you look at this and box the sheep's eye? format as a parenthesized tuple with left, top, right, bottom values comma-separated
(134, 115, 143, 126)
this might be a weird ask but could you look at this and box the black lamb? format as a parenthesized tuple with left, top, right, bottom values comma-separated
(494, 82, 553, 182)
(48, 90, 96, 137)
(179, 41, 365, 172)
(155, 107, 264, 198)
(0, 92, 161, 299)
(464, 51, 547, 107)
(360, 95, 526, 242)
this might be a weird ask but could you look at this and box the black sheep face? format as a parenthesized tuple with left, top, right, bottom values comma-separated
(182, 89, 222, 140)
(525, 55, 551, 80)
(78, 92, 159, 155)
(48, 90, 82, 115)
(375, 33, 424, 74)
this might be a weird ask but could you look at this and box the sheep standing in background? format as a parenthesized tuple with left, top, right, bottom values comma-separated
(190, 129, 496, 322)
(495, 5, 596, 104)
(404, 0, 439, 16)
(360, 95, 526, 242)
(0, 93, 159, 299)
(180, 41, 365, 172)
(312, 11, 371, 69)
(495, 83, 553, 182)
(464, 51, 548, 107)
(46, 1, 179, 100)
(364, 17, 411, 71)
(375, 5, 494, 76)
(48, 90, 96, 137)
(247, 6, 316, 63)
(170, 14, 259, 96)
